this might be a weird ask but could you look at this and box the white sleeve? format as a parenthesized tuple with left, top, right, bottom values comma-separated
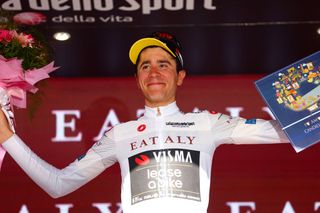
(230, 118, 289, 144)
(211, 113, 289, 145)
(2, 134, 117, 198)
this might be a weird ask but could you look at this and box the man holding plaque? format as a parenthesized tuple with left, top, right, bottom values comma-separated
(0, 32, 289, 213)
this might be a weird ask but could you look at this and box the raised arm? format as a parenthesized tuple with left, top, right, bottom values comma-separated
(0, 110, 117, 198)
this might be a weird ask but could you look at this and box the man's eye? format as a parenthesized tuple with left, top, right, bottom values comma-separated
(159, 63, 168, 69)
(141, 64, 150, 70)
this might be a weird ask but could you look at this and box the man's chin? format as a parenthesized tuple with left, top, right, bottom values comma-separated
(145, 89, 165, 97)
(146, 94, 167, 105)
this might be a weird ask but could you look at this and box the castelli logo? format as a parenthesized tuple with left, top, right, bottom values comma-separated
(135, 154, 150, 166)
(137, 124, 146, 132)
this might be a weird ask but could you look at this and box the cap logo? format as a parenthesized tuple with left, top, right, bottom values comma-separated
(155, 32, 173, 40)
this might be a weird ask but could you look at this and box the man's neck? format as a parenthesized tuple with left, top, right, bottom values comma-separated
(144, 101, 179, 118)
(145, 100, 176, 108)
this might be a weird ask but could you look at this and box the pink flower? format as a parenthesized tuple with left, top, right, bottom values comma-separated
(12, 31, 34, 47)
(0, 30, 14, 43)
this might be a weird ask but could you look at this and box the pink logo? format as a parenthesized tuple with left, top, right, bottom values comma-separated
(13, 12, 47, 26)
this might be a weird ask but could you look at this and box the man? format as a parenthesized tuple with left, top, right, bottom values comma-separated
(0, 32, 288, 213)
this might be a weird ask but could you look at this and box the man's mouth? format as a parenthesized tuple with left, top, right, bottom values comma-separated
(147, 82, 165, 87)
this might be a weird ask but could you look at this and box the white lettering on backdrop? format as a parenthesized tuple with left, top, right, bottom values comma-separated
(50, 107, 273, 142)
(17, 201, 320, 213)
(18, 202, 122, 213)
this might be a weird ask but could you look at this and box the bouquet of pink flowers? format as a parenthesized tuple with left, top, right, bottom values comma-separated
(0, 14, 57, 170)
(0, 28, 57, 109)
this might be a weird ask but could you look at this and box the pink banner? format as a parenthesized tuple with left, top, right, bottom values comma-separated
(0, 76, 319, 213)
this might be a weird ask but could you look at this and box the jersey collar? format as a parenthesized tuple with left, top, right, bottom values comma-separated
(144, 102, 180, 118)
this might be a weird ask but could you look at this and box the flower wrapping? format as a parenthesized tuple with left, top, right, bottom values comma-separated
(0, 56, 57, 108)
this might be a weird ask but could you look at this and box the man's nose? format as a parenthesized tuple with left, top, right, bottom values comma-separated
(148, 65, 160, 76)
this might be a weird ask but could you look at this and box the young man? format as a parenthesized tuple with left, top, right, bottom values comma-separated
(0, 32, 289, 213)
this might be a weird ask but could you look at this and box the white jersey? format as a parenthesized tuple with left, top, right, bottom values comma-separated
(2, 102, 288, 213)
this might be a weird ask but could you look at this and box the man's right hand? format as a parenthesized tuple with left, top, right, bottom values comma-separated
(0, 89, 14, 144)
(0, 109, 14, 144)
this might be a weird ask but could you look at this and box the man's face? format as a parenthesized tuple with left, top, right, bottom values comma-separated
(136, 47, 186, 107)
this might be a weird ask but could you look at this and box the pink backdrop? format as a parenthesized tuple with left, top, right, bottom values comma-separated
(1, 76, 319, 213)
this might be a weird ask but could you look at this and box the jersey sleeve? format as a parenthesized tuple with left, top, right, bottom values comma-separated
(2, 132, 117, 198)
(210, 113, 290, 145)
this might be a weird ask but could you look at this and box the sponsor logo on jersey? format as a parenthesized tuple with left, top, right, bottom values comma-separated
(130, 136, 196, 151)
(129, 149, 201, 205)
(209, 110, 218, 114)
(165, 121, 195, 127)
(135, 154, 150, 166)
(152, 150, 193, 164)
(245, 119, 257, 124)
(137, 124, 146, 132)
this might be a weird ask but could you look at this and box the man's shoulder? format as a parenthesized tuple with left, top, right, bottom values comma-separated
(182, 110, 233, 127)
(170, 110, 224, 126)
(113, 118, 141, 130)
(183, 109, 222, 118)
(102, 119, 143, 141)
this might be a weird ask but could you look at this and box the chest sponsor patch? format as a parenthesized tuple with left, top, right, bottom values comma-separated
(128, 148, 200, 205)
(165, 121, 195, 127)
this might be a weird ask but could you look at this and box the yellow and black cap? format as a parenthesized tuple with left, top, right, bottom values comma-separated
(129, 32, 184, 70)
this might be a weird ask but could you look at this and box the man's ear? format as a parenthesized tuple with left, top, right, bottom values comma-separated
(177, 70, 186, 86)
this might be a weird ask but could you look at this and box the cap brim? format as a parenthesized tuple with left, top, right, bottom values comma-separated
(129, 38, 175, 65)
